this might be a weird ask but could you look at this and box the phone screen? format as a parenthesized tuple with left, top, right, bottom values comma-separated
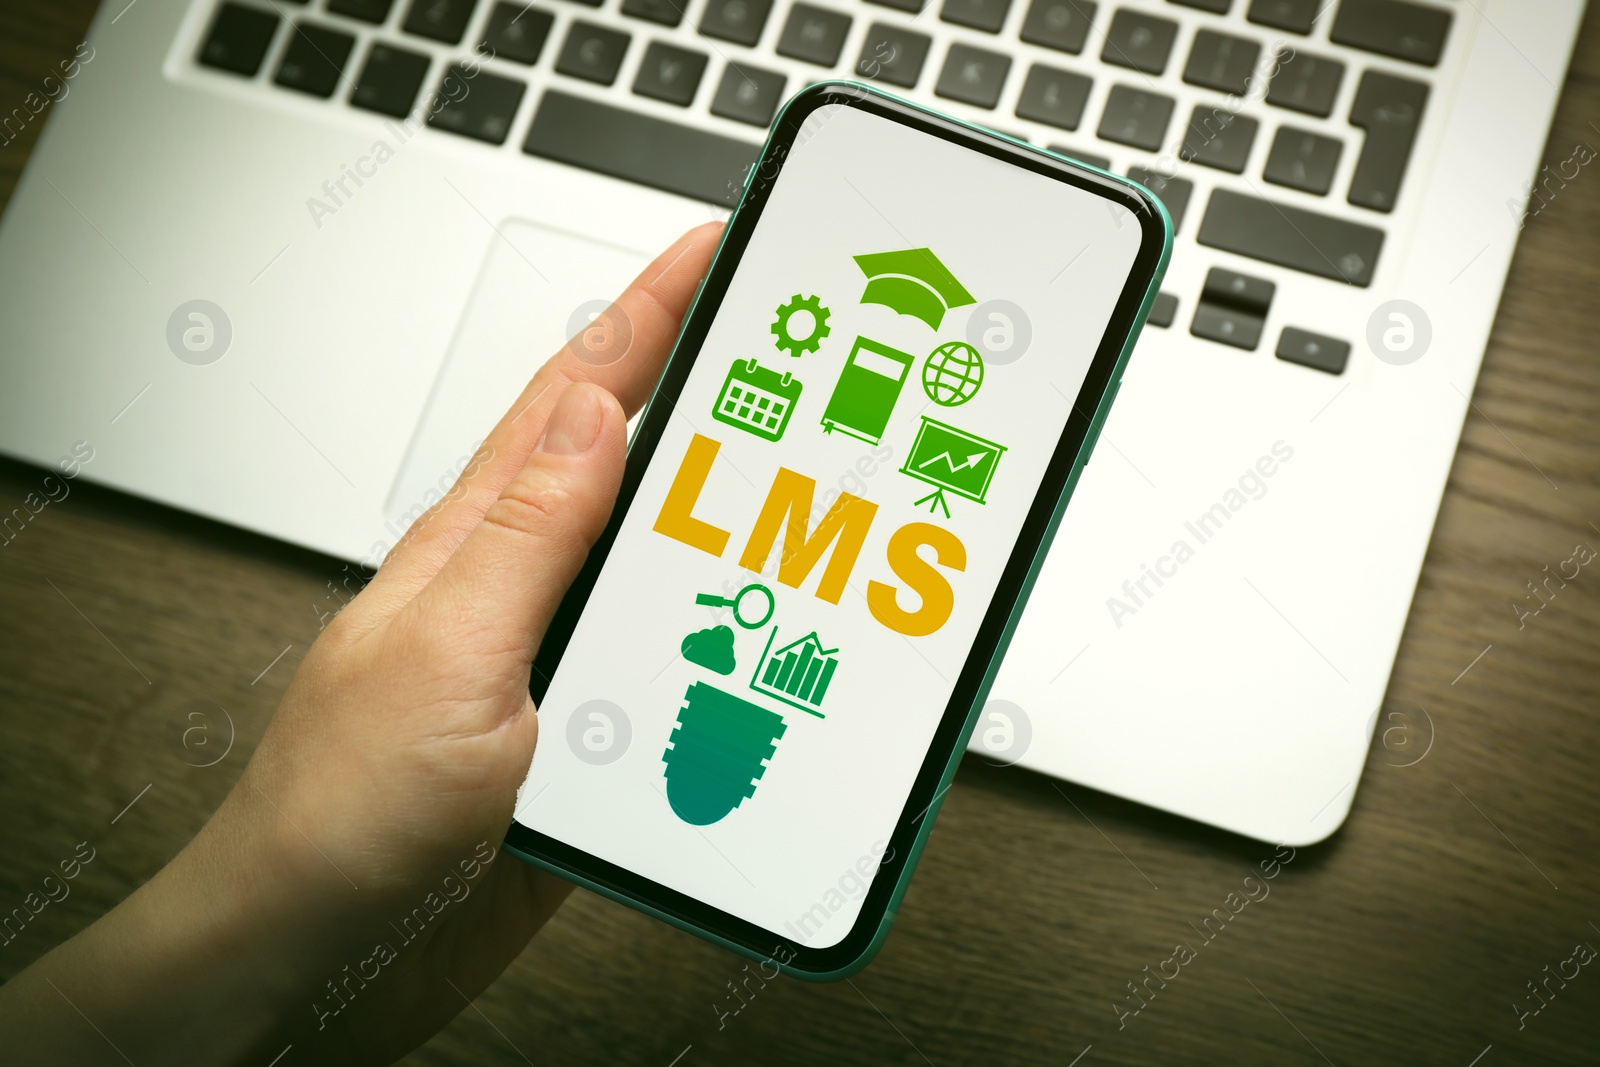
(512, 95, 1155, 958)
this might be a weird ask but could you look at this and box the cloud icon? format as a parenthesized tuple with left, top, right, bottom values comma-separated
(682, 625, 736, 676)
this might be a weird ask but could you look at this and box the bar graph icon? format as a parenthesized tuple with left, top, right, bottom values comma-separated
(750, 628, 838, 718)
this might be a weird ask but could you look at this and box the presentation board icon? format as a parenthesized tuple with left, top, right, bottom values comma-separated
(854, 248, 976, 331)
(820, 336, 915, 445)
(751, 628, 837, 718)
(922, 341, 985, 407)
(661, 682, 787, 826)
(902, 416, 1006, 518)
(714, 359, 801, 441)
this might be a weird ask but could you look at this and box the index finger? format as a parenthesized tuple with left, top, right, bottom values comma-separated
(354, 221, 724, 617)
(553, 220, 727, 414)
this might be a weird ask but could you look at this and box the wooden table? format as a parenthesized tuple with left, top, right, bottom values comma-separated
(3, 3, 1598, 1064)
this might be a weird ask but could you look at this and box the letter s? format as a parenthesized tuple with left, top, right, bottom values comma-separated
(867, 523, 966, 637)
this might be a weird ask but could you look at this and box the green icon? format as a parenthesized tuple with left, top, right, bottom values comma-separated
(751, 628, 837, 718)
(854, 248, 976, 331)
(820, 336, 915, 445)
(902, 416, 1006, 518)
(694, 583, 776, 629)
(771, 293, 831, 357)
(713, 359, 801, 441)
(922, 340, 984, 407)
(681, 625, 736, 675)
(662, 682, 787, 825)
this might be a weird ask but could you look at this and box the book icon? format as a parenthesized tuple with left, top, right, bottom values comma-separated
(819, 336, 915, 446)
(750, 628, 838, 718)
(713, 358, 802, 442)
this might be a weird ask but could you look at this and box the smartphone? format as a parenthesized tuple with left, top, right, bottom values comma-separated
(505, 82, 1171, 980)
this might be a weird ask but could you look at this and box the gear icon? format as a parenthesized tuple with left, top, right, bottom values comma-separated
(771, 293, 831, 357)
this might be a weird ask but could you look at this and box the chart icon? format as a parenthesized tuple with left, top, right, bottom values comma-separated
(713, 358, 801, 441)
(750, 628, 838, 718)
(820, 336, 914, 445)
(901, 416, 1006, 517)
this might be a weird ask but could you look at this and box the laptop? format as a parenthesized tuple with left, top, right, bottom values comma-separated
(0, 0, 1583, 845)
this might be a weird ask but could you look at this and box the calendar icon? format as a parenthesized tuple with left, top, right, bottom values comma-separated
(712, 359, 803, 442)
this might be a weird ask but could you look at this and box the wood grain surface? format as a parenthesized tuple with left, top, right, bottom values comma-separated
(2, 2, 1598, 1064)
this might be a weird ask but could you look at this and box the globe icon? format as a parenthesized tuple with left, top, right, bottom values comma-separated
(922, 341, 984, 407)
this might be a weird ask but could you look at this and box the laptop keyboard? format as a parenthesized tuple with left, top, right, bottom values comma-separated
(191, 0, 1453, 375)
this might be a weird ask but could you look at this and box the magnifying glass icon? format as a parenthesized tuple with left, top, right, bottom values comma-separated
(694, 584, 775, 629)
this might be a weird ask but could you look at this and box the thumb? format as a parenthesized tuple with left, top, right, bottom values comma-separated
(403, 380, 628, 665)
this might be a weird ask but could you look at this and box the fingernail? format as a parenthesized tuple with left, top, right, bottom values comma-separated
(540, 384, 604, 455)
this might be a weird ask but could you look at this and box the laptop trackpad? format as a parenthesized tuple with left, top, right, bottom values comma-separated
(386, 220, 648, 532)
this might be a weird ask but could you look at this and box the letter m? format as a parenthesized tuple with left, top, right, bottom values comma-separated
(739, 468, 878, 604)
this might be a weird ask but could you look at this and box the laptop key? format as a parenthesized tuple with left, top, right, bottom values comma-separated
(1265, 48, 1343, 118)
(480, 4, 555, 64)
(1192, 266, 1274, 350)
(710, 63, 787, 126)
(402, 0, 479, 43)
(1180, 106, 1257, 173)
(1049, 145, 1109, 169)
(622, 0, 687, 27)
(1263, 127, 1342, 195)
(275, 23, 356, 98)
(1331, 0, 1452, 67)
(1147, 291, 1178, 328)
(524, 90, 760, 205)
(1169, 0, 1229, 12)
(426, 64, 526, 143)
(1127, 166, 1193, 231)
(198, 4, 280, 76)
(1097, 85, 1174, 151)
(328, 0, 396, 23)
(634, 41, 707, 105)
(936, 44, 1011, 109)
(1205, 267, 1274, 317)
(776, 4, 851, 66)
(1197, 188, 1384, 286)
(1192, 303, 1263, 349)
(700, 0, 774, 46)
(1101, 9, 1178, 76)
(1348, 70, 1428, 213)
(1019, 0, 1095, 55)
(1276, 326, 1350, 374)
(1015, 64, 1092, 130)
(857, 24, 931, 88)
(351, 43, 431, 116)
(556, 22, 631, 84)
(942, 0, 1013, 34)
(866, 0, 925, 11)
(1183, 29, 1261, 96)
(1246, 0, 1317, 34)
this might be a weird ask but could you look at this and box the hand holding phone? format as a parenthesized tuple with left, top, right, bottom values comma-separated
(510, 83, 1171, 979)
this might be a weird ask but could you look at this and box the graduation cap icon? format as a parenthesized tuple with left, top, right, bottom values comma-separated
(853, 248, 976, 331)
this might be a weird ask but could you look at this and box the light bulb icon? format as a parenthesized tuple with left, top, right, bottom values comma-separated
(662, 682, 787, 825)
